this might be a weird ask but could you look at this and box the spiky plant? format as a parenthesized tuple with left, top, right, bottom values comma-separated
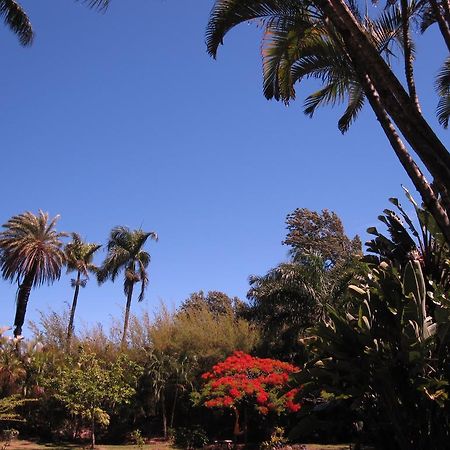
(0, 211, 66, 337)
(64, 233, 101, 345)
(97, 226, 157, 346)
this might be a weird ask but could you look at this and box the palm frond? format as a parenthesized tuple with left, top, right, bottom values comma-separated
(206, 0, 302, 58)
(0, 0, 33, 46)
(137, 259, 148, 302)
(304, 81, 346, 117)
(262, 17, 315, 101)
(76, 0, 110, 12)
(435, 57, 450, 128)
(338, 83, 365, 133)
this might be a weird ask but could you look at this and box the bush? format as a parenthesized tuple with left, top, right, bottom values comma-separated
(173, 426, 208, 449)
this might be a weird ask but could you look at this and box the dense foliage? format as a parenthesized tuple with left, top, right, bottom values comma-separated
(199, 351, 301, 415)
(0, 198, 448, 449)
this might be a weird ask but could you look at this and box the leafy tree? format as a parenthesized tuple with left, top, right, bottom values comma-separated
(247, 208, 362, 361)
(206, 0, 450, 244)
(97, 226, 158, 346)
(0, 211, 66, 338)
(64, 233, 101, 345)
(179, 290, 246, 317)
(196, 351, 301, 441)
(46, 350, 141, 449)
(284, 209, 361, 267)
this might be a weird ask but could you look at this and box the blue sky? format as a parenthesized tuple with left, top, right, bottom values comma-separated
(0, 0, 448, 336)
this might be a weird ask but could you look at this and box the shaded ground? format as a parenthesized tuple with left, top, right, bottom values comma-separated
(7, 439, 175, 450)
(7, 440, 354, 450)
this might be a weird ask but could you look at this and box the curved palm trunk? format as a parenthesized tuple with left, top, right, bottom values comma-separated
(121, 283, 134, 347)
(14, 269, 36, 338)
(361, 73, 450, 244)
(67, 271, 81, 346)
(316, 0, 450, 195)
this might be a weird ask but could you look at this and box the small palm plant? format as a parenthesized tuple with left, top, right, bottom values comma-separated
(0, 211, 66, 338)
(98, 226, 158, 346)
(64, 233, 101, 345)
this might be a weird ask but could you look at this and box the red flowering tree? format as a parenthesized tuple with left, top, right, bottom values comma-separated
(197, 351, 301, 438)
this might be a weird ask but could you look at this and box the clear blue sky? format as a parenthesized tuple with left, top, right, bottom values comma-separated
(0, 0, 447, 336)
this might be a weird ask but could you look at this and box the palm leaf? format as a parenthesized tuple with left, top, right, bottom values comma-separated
(338, 82, 366, 133)
(435, 57, 450, 128)
(76, 0, 110, 12)
(0, 0, 33, 46)
(206, 0, 303, 58)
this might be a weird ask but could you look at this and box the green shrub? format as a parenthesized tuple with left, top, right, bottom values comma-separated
(173, 426, 208, 449)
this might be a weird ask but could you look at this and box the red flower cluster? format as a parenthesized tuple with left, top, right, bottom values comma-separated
(199, 351, 302, 415)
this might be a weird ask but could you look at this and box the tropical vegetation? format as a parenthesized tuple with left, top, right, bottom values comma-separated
(0, 196, 446, 449)
(0, 0, 449, 448)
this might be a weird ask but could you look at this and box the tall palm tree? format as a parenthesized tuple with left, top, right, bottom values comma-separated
(0, 211, 66, 338)
(97, 226, 158, 346)
(206, 0, 450, 244)
(64, 233, 101, 345)
(2, 0, 110, 47)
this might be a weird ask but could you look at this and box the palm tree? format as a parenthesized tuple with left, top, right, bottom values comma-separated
(207, 0, 450, 242)
(64, 233, 101, 345)
(0, 211, 66, 338)
(1, 0, 110, 47)
(97, 226, 158, 346)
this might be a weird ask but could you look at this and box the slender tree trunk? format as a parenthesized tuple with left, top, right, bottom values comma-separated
(232, 407, 241, 445)
(13, 270, 35, 338)
(91, 409, 96, 449)
(170, 384, 178, 429)
(316, 0, 450, 194)
(121, 283, 134, 347)
(361, 73, 450, 243)
(400, 0, 421, 112)
(161, 390, 167, 439)
(67, 271, 81, 346)
(429, 0, 450, 51)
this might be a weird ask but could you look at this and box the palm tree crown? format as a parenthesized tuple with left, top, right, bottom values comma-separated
(65, 233, 101, 279)
(0, 210, 66, 337)
(0, 211, 66, 287)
